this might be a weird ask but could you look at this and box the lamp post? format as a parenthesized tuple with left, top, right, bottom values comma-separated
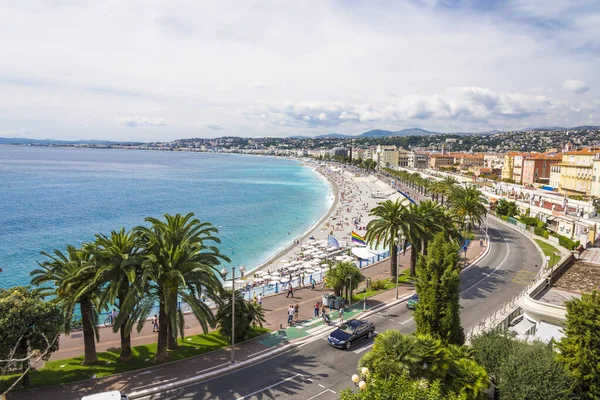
(347, 275, 352, 307)
(351, 367, 370, 391)
(220, 265, 246, 364)
(396, 236, 405, 299)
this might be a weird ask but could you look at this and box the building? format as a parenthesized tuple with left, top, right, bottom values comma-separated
(521, 154, 562, 185)
(373, 145, 399, 168)
(408, 152, 429, 169)
(484, 154, 505, 170)
(501, 152, 519, 181)
(429, 153, 454, 169)
(453, 153, 485, 168)
(398, 148, 409, 168)
(591, 158, 600, 197)
(331, 147, 350, 157)
(550, 164, 561, 189)
(558, 148, 600, 195)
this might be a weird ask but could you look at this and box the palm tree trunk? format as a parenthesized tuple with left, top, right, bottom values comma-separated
(390, 244, 398, 279)
(409, 247, 418, 277)
(155, 302, 169, 362)
(117, 293, 132, 362)
(80, 298, 98, 365)
(167, 293, 179, 350)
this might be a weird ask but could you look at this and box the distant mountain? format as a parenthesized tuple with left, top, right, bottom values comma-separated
(573, 125, 600, 130)
(316, 133, 353, 139)
(359, 128, 441, 138)
(0, 137, 144, 145)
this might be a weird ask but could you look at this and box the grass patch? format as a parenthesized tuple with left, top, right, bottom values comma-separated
(350, 274, 412, 303)
(534, 239, 561, 268)
(0, 327, 269, 392)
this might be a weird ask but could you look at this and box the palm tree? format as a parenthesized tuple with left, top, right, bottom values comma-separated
(135, 213, 228, 362)
(359, 330, 420, 379)
(325, 261, 363, 300)
(246, 301, 267, 328)
(30, 245, 100, 365)
(440, 176, 459, 206)
(448, 186, 488, 230)
(366, 199, 424, 279)
(87, 228, 140, 362)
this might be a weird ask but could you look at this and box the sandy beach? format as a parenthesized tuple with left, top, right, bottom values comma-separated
(245, 160, 402, 284)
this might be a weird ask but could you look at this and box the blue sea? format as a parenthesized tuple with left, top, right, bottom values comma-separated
(0, 146, 332, 289)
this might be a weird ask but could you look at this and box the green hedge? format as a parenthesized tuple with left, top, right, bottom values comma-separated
(534, 226, 549, 239)
(550, 233, 580, 250)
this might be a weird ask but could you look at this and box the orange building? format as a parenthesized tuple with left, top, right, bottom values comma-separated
(521, 154, 562, 185)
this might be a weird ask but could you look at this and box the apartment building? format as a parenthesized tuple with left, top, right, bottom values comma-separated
(501, 152, 520, 181)
(484, 154, 505, 169)
(408, 152, 429, 169)
(398, 148, 409, 167)
(373, 145, 399, 168)
(453, 153, 485, 168)
(591, 158, 600, 197)
(429, 153, 454, 169)
(558, 147, 600, 195)
(521, 154, 562, 185)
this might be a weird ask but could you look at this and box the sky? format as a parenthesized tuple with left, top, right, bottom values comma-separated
(1, 0, 599, 141)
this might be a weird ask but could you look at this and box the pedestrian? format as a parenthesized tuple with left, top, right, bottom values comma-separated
(152, 314, 159, 332)
(311, 278, 315, 291)
(287, 304, 295, 325)
(287, 284, 294, 298)
(294, 303, 299, 321)
(110, 308, 117, 325)
(480, 239, 484, 247)
(253, 293, 257, 303)
(257, 293, 262, 306)
(321, 303, 327, 317)
(339, 305, 345, 324)
(314, 302, 320, 318)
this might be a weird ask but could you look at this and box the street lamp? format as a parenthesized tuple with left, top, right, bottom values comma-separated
(396, 236, 405, 299)
(351, 367, 370, 390)
(346, 275, 352, 307)
(220, 265, 246, 364)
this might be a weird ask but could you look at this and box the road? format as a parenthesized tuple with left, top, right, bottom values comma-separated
(139, 218, 542, 400)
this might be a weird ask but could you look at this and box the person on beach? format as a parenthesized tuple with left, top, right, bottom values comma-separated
(314, 302, 320, 318)
(286, 284, 294, 298)
(257, 293, 262, 306)
(253, 293, 257, 303)
(301, 273, 305, 287)
(339, 306, 345, 324)
(287, 304, 295, 325)
(294, 303, 299, 321)
(152, 314, 159, 332)
(311, 278, 315, 291)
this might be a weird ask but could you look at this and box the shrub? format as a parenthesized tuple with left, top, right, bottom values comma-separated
(555, 234, 578, 250)
(534, 226, 549, 239)
(370, 279, 389, 291)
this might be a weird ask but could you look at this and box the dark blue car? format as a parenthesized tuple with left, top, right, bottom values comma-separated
(327, 319, 375, 349)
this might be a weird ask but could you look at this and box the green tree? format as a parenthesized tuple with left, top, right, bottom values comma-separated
(495, 199, 518, 217)
(440, 176, 459, 206)
(366, 199, 424, 278)
(339, 372, 466, 400)
(0, 287, 62, 388)
(414, 232, 464, 345)
(216, 290, 266, 341)
(30, 245, 100, 365)
(87, 228, 140, 362)
(470, 331, 516, 387)
(448, 186, 488, 230)
(135, 213, 228, 362)
(498, 341, 574, 400)
(556, 290, 600, 399)
(325, 261, 364, 299)
(359, 331, 487, 400)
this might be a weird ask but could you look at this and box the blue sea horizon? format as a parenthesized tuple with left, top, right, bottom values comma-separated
(0, 146, 332, 289)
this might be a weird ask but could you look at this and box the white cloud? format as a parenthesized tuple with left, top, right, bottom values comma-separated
(0, 1, 598, 139)
(117, 116, 166, 127)
(562, 79, 590, 94)
(205, 123, 224, 130)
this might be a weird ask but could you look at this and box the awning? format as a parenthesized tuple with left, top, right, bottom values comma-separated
(511, 319, 536, 335)
(546, 215, 557, 221)
(351, 246, 379, 260)
(535, 322, 565, 344)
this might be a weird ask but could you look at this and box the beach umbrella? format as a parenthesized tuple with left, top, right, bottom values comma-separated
(255, 271, 266, 276)
(262, 274, 272, 280)
(280, 278, 290, 283)
(280, 259, 289, 264)
(268, 280, 279, 285)
(271, 271, 281, 276)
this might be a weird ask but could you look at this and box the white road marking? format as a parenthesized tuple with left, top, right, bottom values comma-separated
(236, 373, 305, 400)
(318, 384, 325, 388)
(307, 389, 336, 400)
(461, 228, 511, 294)
(399, 317, 414, 325)
(247, 346, 277, 358)
(353, 343, 374, 354)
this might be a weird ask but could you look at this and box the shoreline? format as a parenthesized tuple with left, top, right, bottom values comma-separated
(245, 162, 340, 276)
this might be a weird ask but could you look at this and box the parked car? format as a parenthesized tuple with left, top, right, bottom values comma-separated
(406, 293, 419, 310)
(327, 319, 375, 349)
(81, 391, 128, 400)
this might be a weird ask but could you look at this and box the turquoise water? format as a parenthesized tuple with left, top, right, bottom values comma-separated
(0, 147, 332, 289)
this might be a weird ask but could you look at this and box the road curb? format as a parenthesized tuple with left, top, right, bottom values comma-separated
(461, 226, 492, 274)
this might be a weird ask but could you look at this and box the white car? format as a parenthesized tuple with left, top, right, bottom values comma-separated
(81, 391, 128, 400)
